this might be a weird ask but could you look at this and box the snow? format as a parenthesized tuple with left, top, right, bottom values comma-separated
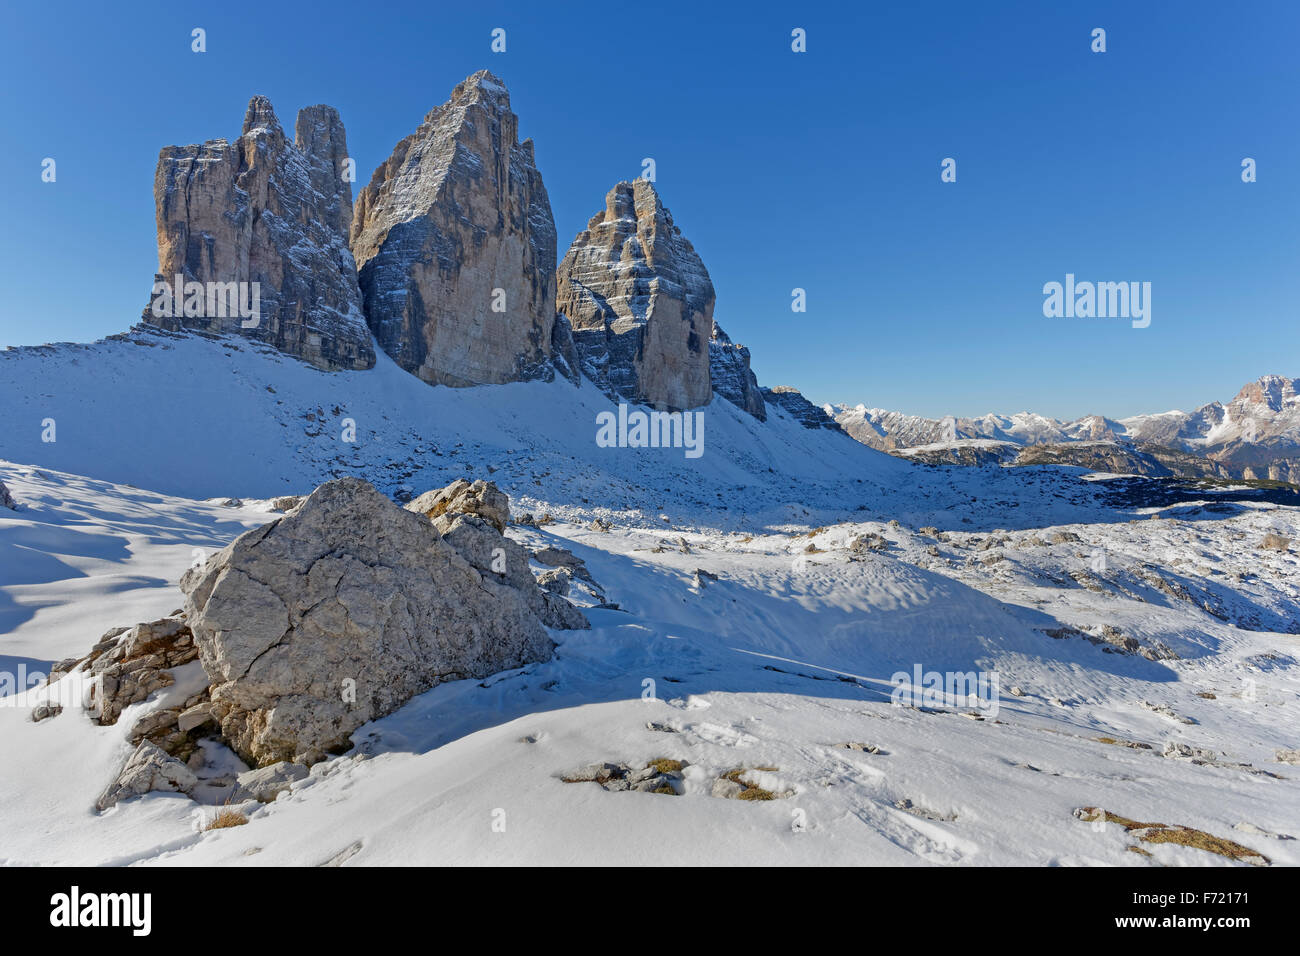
(1, 331, 1298, 866)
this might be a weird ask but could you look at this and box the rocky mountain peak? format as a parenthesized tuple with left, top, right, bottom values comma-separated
(451, 69, 511, 105)
(1233, 375, 1299, 411)
(241, 95, 281, 135)
(556, 179, 714, 412)
(350, 71, 559, 387)
(143, 96, 374, 371)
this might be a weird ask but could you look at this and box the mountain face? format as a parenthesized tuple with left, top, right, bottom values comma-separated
(140, 72, 769, 414)
(350, 71, 559, 387)
(1123, 375, 1300, 476)
(709, 323, 766, 420)
(144, 97, 374, 371)
(556, 180, 713, 412)
(833, 376, 1300, 482)
(763, 387, 842, 430)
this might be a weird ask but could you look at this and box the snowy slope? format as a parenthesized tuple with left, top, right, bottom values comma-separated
(2, 329, 1298, 867)
(0, 329, 1127, 532)
(1, 463, 1297, 866)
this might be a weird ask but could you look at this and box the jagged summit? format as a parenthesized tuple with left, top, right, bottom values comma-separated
(136, 73, 773, 415)
(556, 179, 715, 412)
(144, 96, 373, 372)
(241, 95, 279, 134)
(350, 71, 560, 388)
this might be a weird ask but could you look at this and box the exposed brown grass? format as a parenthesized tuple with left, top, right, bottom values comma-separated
(205, 809, 249, 831)
(646, 758, 684, 774)
(723, 768, 779, 801)
(1078, 807, 1268, 866)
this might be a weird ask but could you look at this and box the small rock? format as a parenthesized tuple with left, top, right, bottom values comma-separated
(177, 702, 218, 734)
(693, 568, 719, 588)
(537, 567, 572, 596)
(1260, 533, 1292, 552)
(849, 533, 888, 553)
(233, 761, 310, 803)
(711, 777, 745, 800)
(406, 478, 510, 532)
(836, 742, 881, 754)
(97, 741, 198, 810)
(533, 547, 586, 570)
(31, 704, 62, 722)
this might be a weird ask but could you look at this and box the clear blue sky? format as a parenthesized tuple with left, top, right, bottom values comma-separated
(2, 0, 1296, 419)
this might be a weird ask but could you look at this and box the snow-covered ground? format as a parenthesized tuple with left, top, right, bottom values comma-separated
(1, 332, 1298, 866)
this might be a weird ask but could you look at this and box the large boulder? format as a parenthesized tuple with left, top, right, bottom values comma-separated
(556, 179, 713, 412)
(181, 477, 574, 766)
(350, 71, 559, 387)
(0, 479, 15, 510)
(144, 96, 374, 371)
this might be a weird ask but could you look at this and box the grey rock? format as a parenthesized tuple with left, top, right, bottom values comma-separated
(144, 97, 373, 371)
(761, 386, 842, 430)
(533, 547, 586, 570)
(537, 567, 572, 596)
(181, 477, 567, 767)
(351, 71, 559, 387)
(405, 478, 509, 532)
(709, 323, 766, 420)
(557, 180, 713, 412)
(417, 498, 589, 632)
(97, 741, 197, 810)
(177, 702, 219, 734)
(633, 774, 677, 794)
(711, 777, 745, 799)
(57, 616, 200, 727)
(31, 703, 62, 722)
(692, 568, 719, 588)
(1260, 533, 1292, 552)
(836, 742, 882, 754)
(0, 480, 16, 510)
(849, 533, 888, 553)
(233, 761, 310, 802)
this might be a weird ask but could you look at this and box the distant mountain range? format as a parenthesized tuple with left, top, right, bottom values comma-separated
(828, 375, 1300, 483)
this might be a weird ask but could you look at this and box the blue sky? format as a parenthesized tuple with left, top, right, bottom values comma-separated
(2, 0, 1296, 419)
